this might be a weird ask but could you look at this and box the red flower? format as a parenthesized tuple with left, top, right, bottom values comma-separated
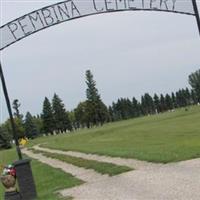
(9, 168, 16, 177)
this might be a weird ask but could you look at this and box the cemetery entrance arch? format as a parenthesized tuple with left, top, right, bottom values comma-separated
(0, 0, 200, 159)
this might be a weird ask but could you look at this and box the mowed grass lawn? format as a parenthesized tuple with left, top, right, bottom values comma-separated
(0, 149, 83, 200)
(31, 106, 200, 163)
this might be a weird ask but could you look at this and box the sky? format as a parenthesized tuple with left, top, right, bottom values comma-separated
(0, 0, 200, 122)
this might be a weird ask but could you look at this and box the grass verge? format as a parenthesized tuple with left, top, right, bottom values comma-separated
(30, 149, 133, 176)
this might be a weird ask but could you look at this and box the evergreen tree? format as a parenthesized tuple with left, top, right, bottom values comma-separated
(68, 111, 77, 130)
(132, 97, 140, 117)
(115, 99, 123, 120)
(32, 115, 43, 135)
(153, 94, 160, 113)
(12, 99, 23, 119)
(165, 94, 173, 110)
(42, 97, 55, 134)
(188, 69, 200, 102)
(141, 93, 155, 115)
(171, 92, 177, 108)
(74, 101, 90, 128)
(141, 95, 145, 115)
(111, 102, 121, 121)
(108, 106, 114, 122)
(176, 89, 187, 107)
(52, 94, 72, 132)
(185, 88, 191, 105)
(0, 126, 11, 149)
(114, 98, 133, 120)
(85, 70, 109, 126)
(191, 89, 198, 104)
(175, 91, 181, 108)
(24, 112, 38, 139)
(11, 99, 25, 138)
(160, 94, 166, 112)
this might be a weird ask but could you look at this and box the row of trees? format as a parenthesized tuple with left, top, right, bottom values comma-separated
(72, 69, 200, 126)
(42, 94, 72, 134)
(0, 68, 200, 149)
(109, 88, 198, 121)
(0, 93, 72, 146)
(0, 99, 43, 149)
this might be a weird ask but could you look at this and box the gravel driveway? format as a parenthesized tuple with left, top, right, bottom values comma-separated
(61, 158, 200, 200)
(24, 147, 200, 200)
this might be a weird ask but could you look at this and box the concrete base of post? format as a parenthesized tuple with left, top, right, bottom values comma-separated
(13, 159, 37, 200)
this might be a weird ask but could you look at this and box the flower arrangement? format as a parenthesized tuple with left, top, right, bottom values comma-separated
(1, 164, 16, 178)
(0, 164, 17, 191)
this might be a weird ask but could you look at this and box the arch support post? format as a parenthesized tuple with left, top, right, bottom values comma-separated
(0, 61, 22, 160)
(192, 0, 200, 36)
(0, 61, 37, 199)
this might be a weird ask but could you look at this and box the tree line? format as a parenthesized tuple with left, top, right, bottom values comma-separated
(0, 68, 200, 149)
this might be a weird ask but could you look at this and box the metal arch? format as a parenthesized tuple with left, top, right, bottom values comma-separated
(0, 9, 195, 31)
(0, 0, 197, 51)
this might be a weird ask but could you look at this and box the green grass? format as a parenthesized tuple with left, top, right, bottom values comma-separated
(29, 106, 200, 163)
(0, 149, 83, 200)
(30, 149, 132, 176)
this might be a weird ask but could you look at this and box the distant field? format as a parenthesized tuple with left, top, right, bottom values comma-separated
(0, 149, 83, 200)
(30, 106, 200, 163)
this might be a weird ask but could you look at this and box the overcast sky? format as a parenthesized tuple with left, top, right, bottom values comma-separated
(0, 0, 200, 122)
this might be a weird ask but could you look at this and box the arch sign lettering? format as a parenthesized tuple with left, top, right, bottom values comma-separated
(0, 0, 200, 51)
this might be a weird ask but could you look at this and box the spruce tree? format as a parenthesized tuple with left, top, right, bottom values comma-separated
(24, 112, 38, 139)
(111, 102, 121, 121)
(185, 88, 191, 106)
(0, 126, 11, 149)
(165, 94, 173, 110)
(12, 99, 24, 138)
(12, 99, 23, 119)
(52, 94, 72, 133)
(32, 115, 43, 135)
(160, 94, 166, 112)
(42, 97, 55, 134)
(108, 106, 114, 122)
(191, 90, 198, 104)
(153, 94, 160, 113)
(132, 97, 140, 117)
(188, 69, 200, 102)
(171, 92, 177, 108)
(85, 70, 109, 126)
(74, 101, 90, 128)
(175, 91, 181, 108)
(141, 93, 155, 115)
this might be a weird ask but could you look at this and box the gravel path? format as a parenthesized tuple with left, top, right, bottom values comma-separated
(33, 145, 158, 169)
(61, 159, 200, 200)
(24, 147, 200, 200)
(22, 149, 108, 183)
